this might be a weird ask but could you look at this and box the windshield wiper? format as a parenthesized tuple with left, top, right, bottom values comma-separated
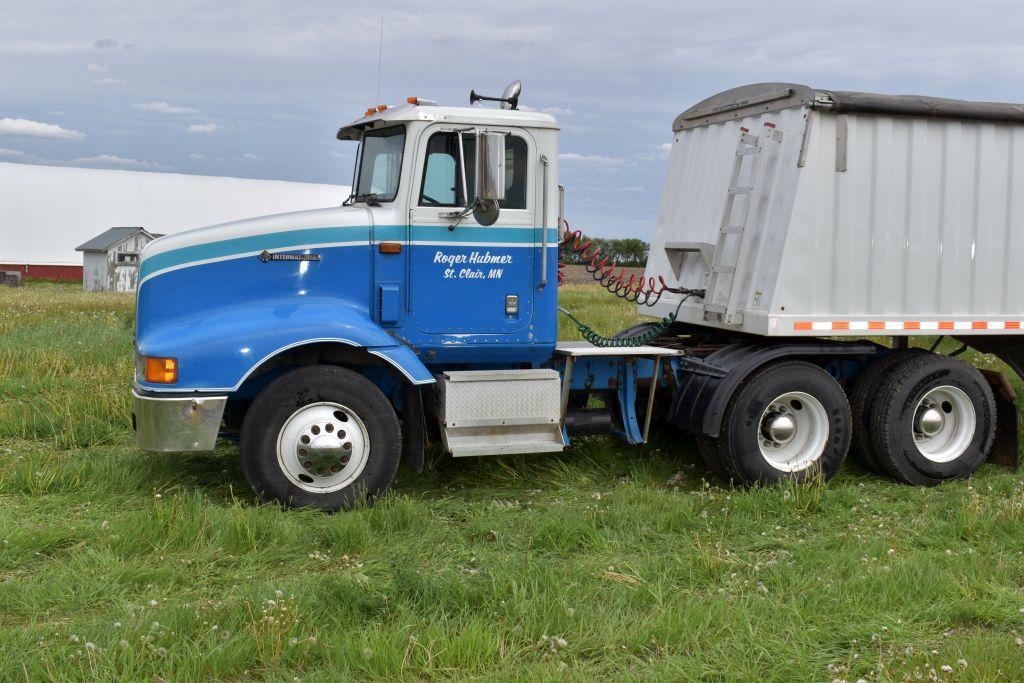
(349, 192, 383, 206)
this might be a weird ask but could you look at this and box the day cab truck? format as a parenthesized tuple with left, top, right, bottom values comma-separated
(133, 81, 1024, 511)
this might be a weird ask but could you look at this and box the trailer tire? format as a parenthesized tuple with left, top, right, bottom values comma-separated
(717, 361, 851, 486)
(240, 365, 401, 511)
(847, 349, 923, 474)
(868, 354, 995, 486)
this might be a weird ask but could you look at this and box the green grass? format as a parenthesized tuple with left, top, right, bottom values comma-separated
(1, 281, 1023, 681)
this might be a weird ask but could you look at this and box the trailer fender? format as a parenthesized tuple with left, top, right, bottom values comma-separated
(670, 340, 876, 438)
(135, 296, 434, 392)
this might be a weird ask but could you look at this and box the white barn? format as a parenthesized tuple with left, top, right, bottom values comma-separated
(0, 163, 349, 281)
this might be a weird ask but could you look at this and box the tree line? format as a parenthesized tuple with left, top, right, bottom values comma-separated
(560, 234, 649, 268)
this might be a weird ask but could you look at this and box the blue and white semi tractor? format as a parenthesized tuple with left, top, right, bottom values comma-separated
(133, 82, 1024, 510)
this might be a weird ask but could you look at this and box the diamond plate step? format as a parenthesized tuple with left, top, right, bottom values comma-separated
(438, 369, 565, 457)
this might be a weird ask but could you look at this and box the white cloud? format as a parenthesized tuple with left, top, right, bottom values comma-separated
(187, 123, 218, 134)
(93, 38, 137, 51)
(242, 152, 260, 160)
(188, 153, 206, 160)
(135, 101, 199, 114)
(71, 154, 169, 170)
(558, 152, 628, 167)
(94, 78, 127, 86)
(0, 148, 26, 157)
(85, 63, 108, 73)
(542, 106, 574, 116)
(0, 117, 85, 140)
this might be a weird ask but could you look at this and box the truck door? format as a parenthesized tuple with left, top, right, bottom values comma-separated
(408, 127, 537, 335)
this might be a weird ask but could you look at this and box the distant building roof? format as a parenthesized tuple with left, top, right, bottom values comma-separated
(75, 227, 155, 252)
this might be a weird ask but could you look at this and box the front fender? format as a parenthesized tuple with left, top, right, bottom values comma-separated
(136, 296, 433, 391)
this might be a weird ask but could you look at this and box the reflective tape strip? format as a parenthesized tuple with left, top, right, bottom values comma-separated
(792, 320, 1023, 332)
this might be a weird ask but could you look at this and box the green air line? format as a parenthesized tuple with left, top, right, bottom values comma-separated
(558, 297, 691, 348)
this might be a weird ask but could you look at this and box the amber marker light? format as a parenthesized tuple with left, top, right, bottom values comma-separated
(144, 356, 178, 384)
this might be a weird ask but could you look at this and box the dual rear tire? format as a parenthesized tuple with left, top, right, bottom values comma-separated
(698, 353, 996, 487)
(700, 361, 851, 485)
(860, 353, 995, 485)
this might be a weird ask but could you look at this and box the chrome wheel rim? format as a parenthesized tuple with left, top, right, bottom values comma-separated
(758, 391, 829, 472)
(912, 385, 975, 463)
(276, 402, 370, 493)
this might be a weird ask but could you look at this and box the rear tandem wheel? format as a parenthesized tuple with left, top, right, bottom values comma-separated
(866, 353, 996, 485)
(701, 360, 852, 486)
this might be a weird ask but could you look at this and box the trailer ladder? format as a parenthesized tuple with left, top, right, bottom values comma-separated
(703, 123, 783, 325)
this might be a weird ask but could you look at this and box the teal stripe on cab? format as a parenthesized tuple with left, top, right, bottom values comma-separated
(140, 224, 559, 281)
(140, 225, 371, 281)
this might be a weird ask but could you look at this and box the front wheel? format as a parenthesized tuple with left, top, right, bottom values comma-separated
(240, 365, 402, 511)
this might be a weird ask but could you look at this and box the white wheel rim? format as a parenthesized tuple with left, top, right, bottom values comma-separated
(757, 391, 829, 472)
(276, 402, 370, 493)
(912, 385, 975, 463)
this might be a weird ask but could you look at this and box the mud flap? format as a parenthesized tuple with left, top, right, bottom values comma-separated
(980, 369, 1019, 469)
(401, 383, 426, 473)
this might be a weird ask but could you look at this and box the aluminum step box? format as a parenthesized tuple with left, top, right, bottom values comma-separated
(437, 369, 564, 457)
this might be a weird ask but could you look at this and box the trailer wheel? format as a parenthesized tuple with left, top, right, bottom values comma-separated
(847, 349, 922, 474)
(717, 361, 851, 485)
(869, 354, 995, 485)
(240, 365, 401, 511)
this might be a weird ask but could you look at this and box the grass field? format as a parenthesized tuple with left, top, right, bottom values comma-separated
(2, 281, 1024, 681)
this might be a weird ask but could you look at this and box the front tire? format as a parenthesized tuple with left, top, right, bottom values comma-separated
(717, 361, 851, 486)
(240, 365, 401, 511)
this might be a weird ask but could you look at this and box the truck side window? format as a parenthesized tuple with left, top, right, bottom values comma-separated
(501, 136, 528, 210)
(419, 132, 529, 210)
(419, 133, 460, 206)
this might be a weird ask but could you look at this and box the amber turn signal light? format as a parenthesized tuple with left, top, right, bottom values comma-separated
(144, 356, 178, 384)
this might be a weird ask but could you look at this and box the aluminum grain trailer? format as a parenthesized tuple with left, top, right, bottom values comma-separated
(645, 83, 1023, 485)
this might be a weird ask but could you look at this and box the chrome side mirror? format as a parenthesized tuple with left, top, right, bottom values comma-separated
(474, 131, 506, 202)
(471, 131, 505, 226)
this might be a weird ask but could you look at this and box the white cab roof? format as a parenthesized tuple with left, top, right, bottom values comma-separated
(337, 103, 558, 140)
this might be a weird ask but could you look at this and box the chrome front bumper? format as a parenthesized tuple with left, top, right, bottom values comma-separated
(132, 390, 227, 452)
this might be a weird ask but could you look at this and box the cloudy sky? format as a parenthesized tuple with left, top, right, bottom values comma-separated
(2, 0, 1023, 238)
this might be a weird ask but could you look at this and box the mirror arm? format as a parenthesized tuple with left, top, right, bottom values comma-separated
(539, 154, 549, 290)
(457, 131, 469, 209)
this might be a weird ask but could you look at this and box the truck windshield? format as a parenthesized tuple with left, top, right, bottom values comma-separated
(352, 126, 405, 203)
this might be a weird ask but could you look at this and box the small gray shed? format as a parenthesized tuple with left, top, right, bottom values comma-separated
(75, 227, 161, 292)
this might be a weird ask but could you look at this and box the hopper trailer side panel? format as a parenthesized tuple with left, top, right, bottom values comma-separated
(644, 83, 1024, 337)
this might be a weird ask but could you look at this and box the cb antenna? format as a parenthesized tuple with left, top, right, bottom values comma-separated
(375, 17, 384, 105)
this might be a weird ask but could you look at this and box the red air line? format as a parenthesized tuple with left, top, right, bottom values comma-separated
(558, 221, 669, 307)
